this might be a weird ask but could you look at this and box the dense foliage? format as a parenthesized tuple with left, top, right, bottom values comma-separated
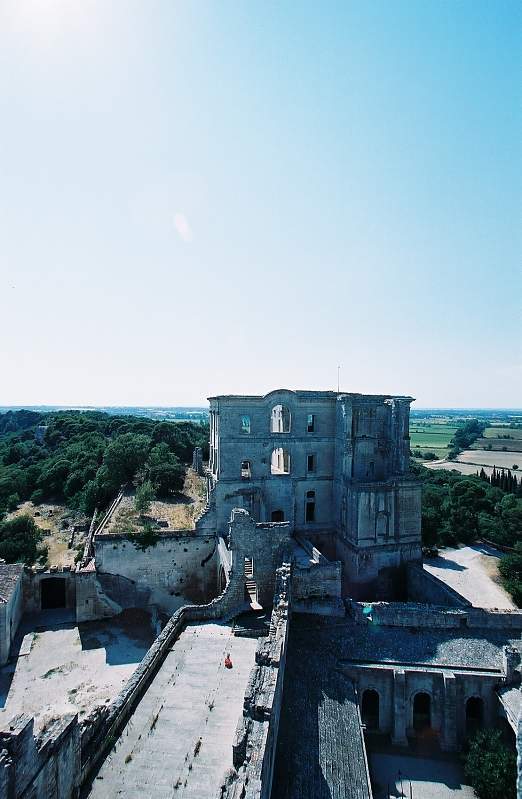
(0, 515, 47, 565)
(447, 418, 486, 459)
(0, 410, 209, 519)
(464, 729, 516, 799)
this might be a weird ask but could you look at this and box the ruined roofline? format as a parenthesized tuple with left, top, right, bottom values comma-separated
(207, 389, 415, 402)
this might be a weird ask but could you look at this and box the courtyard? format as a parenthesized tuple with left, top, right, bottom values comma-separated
(0, 608, 157, 732)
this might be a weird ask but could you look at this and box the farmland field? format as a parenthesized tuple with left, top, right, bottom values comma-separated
(423, 461, 496, 477)
(456, 449, 521, 469)
(409, 419, 456, 459)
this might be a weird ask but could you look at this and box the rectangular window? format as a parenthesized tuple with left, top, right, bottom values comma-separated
(241, 460, 251, 479)
(241, 416, 251, 434)
(307, 413, 315, 433)
(307, 454, 315, 473)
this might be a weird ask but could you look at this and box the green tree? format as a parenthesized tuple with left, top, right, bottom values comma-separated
(135, 480, 155, 515)
(0, 515, 47, 565)
(464, 729, 516, 799)
(146, 443, 184, 497)
(103, 433, 151, 489)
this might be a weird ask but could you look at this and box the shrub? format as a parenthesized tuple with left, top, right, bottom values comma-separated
(464, 729, 516, 799)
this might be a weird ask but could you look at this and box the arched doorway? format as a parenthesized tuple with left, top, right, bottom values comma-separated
(413, 692, 431, 731)
(218, 566, 227, 593)
(465, 697, 483, 735)
(361, 689, 380, 731)
(271, 510, 285, 522)
(41, 577, 66, 610)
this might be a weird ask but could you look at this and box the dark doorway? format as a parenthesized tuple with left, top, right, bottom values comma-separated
(361, 689, 380, 731)
(413, 692, 431, 731)
(271, 510, 285, 522)
(41, 577, 66, 610)
(466, 697, 484, 735)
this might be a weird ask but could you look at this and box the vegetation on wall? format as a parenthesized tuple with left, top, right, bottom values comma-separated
(0, 410, 209, 523)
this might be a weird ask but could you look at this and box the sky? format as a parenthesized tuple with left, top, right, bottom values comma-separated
(0, 0, 520, 408)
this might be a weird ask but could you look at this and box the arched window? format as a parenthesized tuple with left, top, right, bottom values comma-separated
(305, 490, 316, 522)
(271, 404, 291, 433)
(271, 510, 285, 522)
(465, 697, 483, 735)
(361, 689, 379, 731)
(241, 460, 251, 479)
(413, 692, 431, 731)
(271, 448, 290, 475)
(241, 415, 251, 434)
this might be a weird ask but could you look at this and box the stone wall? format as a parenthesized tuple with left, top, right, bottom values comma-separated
(0, 566, 23, 666)
(0, 714, 80, 799)
(218, 561, 292, 799)
(344, 663, 503, 751)
(407, 563, 471, 607)
(94, 531, 218, 614)
(348, 600, 522, 631)
(22, 568, 77, 614)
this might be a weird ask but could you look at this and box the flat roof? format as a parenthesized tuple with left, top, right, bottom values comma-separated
(208, 389, 414, 402)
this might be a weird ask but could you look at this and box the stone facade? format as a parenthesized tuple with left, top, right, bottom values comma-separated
(208, 389, 421, 596)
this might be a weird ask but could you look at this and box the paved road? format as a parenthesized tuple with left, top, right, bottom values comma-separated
(87, 622, 257, 799)
(424, 544, 515, 609)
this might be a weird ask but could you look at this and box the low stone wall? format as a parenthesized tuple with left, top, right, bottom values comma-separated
(218, 561, 292, 799)
(407, 563, 471, 608)
(348, 600, 522, 631)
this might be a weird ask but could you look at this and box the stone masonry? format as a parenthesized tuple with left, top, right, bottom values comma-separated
(208, 389, 421, 597)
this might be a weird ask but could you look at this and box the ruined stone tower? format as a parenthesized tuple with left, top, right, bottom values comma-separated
(208, 389, 422, 597)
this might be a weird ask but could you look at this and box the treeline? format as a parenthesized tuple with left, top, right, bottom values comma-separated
(417, 463, 522, 606)
(0, 410, 209, 519)
(478, 466, 520, 495)
(448, 419, 486, 459)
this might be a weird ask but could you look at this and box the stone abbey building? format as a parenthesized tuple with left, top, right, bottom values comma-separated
(208, 389, 422, 597)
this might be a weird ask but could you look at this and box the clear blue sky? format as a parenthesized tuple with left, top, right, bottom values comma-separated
(1, 1, 520, 407)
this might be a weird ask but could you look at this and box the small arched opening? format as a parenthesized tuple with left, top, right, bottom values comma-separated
(41, 577, 66, 610)
(271, 510, 285, 522)
(218, 566, 227, 594)
(271, 405, 291, 433)
(305, 490, 316, 522)
(361, 689, 380, 731)
(465, 696, 484, 735)
(413, 692, 431, 731)
(271, 448, 290, 475)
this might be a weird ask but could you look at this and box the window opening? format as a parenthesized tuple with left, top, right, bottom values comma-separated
(271, 448, 290, 475)
(241, 416, 251, 434)
(271, 404, 291, 433)
(307, 413, 315, 432)
(305, 490, 316, 522)
(241, 460, 251, 479)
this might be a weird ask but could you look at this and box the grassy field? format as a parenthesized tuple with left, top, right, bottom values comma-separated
(409, 420, 456, 458)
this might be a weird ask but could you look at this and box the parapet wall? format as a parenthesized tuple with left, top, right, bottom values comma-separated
(348, 600, 522, 631)
(219, 561, 292, 799)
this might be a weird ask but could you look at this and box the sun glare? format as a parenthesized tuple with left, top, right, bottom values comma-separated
(2, 0, 100, 49)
